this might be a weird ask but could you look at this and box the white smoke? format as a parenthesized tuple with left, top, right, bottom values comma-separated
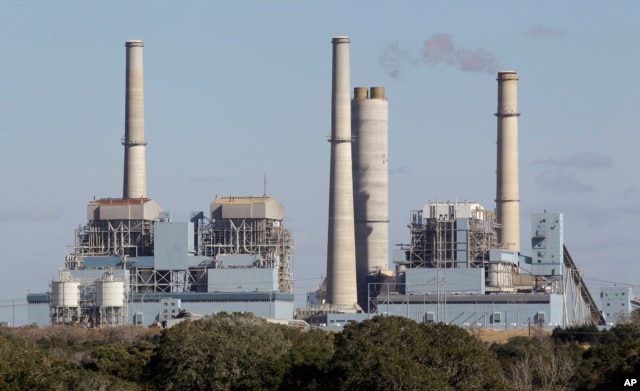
(380, 34, 499, 78)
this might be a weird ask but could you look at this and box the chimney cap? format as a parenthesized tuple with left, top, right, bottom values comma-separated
(125, 40, 144, 47)
(497, 71, 518, 80)
(332, 36, 350, 43)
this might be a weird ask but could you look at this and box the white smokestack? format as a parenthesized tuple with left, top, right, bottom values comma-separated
(495, 71, 520, 252)
(123, 40, 147, 199)
(326, 36, 358, 308)
(352, 86, 389, 309)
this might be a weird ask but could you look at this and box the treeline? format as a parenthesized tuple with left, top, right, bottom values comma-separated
(1, 313, 639, 390)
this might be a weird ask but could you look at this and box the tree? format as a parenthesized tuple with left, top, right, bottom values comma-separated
(552, 324, 600, 345)
(150, 313, 292, 391)
(279, 328, 334, 391)
(330, 316, 506, 390)
(0, 334, 141, 391)
(491, 334, 579, 391)
(576, 323, 640, 390)
(420, 323, 507, 390)
(86, 339, 155, 383)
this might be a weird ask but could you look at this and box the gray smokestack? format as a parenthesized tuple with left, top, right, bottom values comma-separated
(495, 71, 520, 252)
(352, 86, 389, 309)
(326, 36, 358, 308)
(123, 40, 147, 199)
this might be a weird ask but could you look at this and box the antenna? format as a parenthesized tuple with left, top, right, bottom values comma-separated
(263, 170, 267, 197)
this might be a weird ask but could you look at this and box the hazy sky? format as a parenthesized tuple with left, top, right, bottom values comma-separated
(1, 1, 639, 325)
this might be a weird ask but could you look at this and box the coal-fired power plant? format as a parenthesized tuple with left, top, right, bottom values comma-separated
(123, 40, 147, 200)
(26, 40, 295, 328)
(25, 37, 631, 330)
(325, 36, 358, 309)
(495, 71, 520, 252)
(352, 86, 389, 309)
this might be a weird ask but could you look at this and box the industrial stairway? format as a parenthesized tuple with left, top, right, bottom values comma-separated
(563, 245, 607, 325)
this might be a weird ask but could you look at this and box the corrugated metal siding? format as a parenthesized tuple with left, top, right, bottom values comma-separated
(210, 197, 284, 220)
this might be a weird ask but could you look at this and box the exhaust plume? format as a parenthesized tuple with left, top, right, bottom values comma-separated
(380, 33, 499, 78)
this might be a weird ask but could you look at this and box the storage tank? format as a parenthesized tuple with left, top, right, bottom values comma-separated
(50, 280, 80, 307)
(95, 279, 125, 307)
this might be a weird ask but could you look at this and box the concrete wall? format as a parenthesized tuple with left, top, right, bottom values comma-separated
(210, 197, 284, 220)
(27, 303, 50, 327)
(87, 200, 163, 221)
(601, 286, 632, 325)
(530, 212, 563, 276)
(377, 294, 563, 329)
(127, 295, 294, 326)
(154, 221, 194, 270)
(208, 268, 278, 293)
(30, 292, 295, 327)
(404, 268, 485, 295)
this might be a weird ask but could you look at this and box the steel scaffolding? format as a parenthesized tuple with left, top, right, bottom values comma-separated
(195, 214, 294, 293)
(400, 208, 498, 269)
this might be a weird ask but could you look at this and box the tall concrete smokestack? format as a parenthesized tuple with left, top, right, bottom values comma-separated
(326, 36, 358, 308)
(495, 71, 520, 252)
(123, 40, 147, 199)
(352, 86, 389, 309)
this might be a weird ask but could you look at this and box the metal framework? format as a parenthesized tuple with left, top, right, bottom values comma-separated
(562, 245, 606, 325)
(50, 306, 79, 325)
(400, 209, 498, 269)
(195, 214, 294, 293)
(129, 268, 208, 294)
(53, 195, 295, 327)
(66, 219, 154, 269)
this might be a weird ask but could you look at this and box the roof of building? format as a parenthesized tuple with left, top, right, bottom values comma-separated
(90, 197, 152, 206)
(213, 196, 273, 204)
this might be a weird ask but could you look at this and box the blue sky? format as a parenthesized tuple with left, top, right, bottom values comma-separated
(1, 1, 639, 325)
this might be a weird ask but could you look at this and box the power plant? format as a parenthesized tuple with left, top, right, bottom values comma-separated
(296, 38, 630, 329)
(26, 37, 634, 329)
(27, 41, 294, 327)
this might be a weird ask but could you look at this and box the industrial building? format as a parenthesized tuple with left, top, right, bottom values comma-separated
(26, 37, 634, 329)
(27, 41, 294, 327)
(297, 38, 634, 330)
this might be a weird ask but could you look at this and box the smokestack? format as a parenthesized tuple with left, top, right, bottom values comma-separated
(326, 36, 358, 308)
(495, 71, 520, 252)
(352, 86, 389, 309)
(123, 40, 147, 199)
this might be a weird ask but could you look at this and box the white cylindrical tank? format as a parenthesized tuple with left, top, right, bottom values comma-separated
(95, 279, 125, 307)
(352, 86, 389, 309)
(50, 280, 80, 307)
(326, 36, 358, 308)
(495, 71, 520, 252)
